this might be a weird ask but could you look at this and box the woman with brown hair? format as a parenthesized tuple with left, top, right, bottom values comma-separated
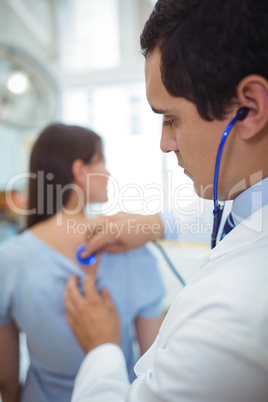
(0, 123, 165, 402)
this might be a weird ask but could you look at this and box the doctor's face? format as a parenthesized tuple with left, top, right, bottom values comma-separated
(145, 49, 238, 200)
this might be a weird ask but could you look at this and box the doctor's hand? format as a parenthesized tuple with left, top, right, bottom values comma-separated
(64, 276, 120, 354)
(83, 212, 164, 257)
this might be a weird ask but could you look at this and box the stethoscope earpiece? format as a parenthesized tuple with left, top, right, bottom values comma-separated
(236, 106, 249, 121)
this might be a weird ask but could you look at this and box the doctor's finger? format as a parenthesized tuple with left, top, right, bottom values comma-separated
(102, 243, 127, 253)
(101, 288, 116, 309)
(64, 286, 77, 315)
(83, 233, 115, 257)
(83, 276, 101, 303)
(65, 276, 85, 309)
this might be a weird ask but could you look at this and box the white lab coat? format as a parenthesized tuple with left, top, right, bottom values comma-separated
(72, 204, 268, 402)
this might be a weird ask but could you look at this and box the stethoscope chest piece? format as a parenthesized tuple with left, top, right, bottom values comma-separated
(76, 244, 97, 266)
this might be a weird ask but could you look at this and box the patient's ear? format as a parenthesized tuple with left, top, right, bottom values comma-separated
(236, 75, 268, 140)
(72, 159, 85, 185)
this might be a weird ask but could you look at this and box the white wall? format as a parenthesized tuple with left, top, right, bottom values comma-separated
(0, 0, 156, 188)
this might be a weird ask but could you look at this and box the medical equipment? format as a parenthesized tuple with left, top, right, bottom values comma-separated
(154, 107, 250, 285)
(76, 239, 187, 286)
(211, 107, 249, 249)
(76, 244, 97, 266)
(153, 241, 187, 287)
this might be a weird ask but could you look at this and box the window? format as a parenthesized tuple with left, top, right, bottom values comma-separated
(61, 0, 120, 72)
(62, 81, 196, 216)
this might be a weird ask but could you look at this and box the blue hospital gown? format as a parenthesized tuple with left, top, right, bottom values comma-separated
(0, 230, 165, 402)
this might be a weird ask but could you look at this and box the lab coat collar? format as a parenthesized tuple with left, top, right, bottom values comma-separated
(198, 204, 268, 267)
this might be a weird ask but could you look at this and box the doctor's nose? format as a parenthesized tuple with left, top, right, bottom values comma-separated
(160, 129, 178, 153)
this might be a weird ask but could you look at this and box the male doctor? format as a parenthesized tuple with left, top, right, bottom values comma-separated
(64, 0, 268, 401)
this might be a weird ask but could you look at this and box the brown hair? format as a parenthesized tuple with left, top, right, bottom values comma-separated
(141, 0, 268, 120)
(26, 123, 102, 228)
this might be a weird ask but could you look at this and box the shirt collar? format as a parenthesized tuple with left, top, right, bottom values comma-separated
(232, 177, 268, 226)
(198, 203, 268, 266)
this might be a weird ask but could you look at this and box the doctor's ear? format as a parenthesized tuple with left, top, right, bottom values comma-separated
(236, 75, 268, 140)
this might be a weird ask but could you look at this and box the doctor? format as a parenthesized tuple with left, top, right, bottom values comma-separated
(64, 0, 268, 401)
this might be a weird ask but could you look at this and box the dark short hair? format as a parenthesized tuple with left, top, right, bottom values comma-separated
(27, 123, 102, 228)
(140, 0, 268, 120)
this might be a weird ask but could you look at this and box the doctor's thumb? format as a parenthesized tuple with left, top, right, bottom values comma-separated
(100, 288, 114, 308)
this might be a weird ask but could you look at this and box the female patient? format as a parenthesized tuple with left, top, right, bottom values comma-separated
(0, 124, 165, 402)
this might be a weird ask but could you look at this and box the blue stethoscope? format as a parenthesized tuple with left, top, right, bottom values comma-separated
(76, 106, 249, 286)
(76, 244, 97, 266)
(154, 106, 249, 286)
(211, 106, 249, 249)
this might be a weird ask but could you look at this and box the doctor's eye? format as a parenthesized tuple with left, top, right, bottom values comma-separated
(162, 119, 174, 128)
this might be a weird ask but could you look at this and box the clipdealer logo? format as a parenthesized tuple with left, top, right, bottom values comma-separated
(4, 170, 265, 234)
(4, 170, 203, 216)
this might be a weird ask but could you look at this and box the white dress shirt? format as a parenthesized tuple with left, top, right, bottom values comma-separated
(72, 198, 268, 402)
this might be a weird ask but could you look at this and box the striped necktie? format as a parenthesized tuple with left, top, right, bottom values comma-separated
(220, 213, 235, 240)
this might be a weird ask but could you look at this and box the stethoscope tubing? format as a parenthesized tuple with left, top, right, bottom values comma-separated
(211, 107, 249, 248)
(153, 241, 187, 287)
